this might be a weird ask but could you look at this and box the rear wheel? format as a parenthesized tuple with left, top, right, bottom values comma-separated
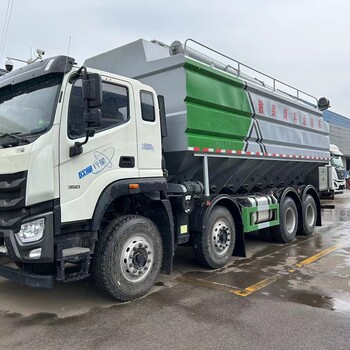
(272, 197, 298, 243)
(93, 215, 163, 301)
(300, 194, 317, 235)
(193, 206, 236, 269)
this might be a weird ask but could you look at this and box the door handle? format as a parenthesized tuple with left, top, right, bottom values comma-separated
(119, 156, 135, 168)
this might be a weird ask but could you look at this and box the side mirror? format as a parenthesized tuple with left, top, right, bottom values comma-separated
(82, 72, 102, 129)
(84, 108, 101, 128)
(82, 73, 102, 109)
(69, 70, 103, 157)
(69, 128, 96, 158)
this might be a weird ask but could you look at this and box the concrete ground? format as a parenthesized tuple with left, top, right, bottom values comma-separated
(0, 192, 350, 349)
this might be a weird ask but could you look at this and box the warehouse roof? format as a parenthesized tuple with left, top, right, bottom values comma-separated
(323, 110, 350, 129)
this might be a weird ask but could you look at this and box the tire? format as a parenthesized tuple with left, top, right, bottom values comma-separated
(300, 194, 317, 235)
(272, 197, 298, 243)
(92, 215, 163, 301)
(193, 206, 236, 269)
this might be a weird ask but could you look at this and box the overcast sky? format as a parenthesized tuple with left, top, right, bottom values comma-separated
(1, 0, 349, 117)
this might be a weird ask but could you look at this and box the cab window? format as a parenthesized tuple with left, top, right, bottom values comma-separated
(140, 91, 155, 122)
(68, 79, 129, 139)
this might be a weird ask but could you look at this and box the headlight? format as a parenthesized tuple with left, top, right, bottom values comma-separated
(17, 218, 45, 243)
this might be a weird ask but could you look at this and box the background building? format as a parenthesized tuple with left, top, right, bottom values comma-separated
(323, 110, 350, 170)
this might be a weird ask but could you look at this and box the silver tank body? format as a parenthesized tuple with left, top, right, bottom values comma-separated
(85, 39, 330, 194)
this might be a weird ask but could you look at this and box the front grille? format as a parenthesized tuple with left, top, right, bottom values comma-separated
(336, 169, 345, 180)
(0, 171, 27, 232)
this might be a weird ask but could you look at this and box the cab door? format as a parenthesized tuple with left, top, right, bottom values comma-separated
(135, 89, 163, 178)
(59, 76, 139, 223)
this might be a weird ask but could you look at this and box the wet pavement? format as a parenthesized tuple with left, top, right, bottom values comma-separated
(0, 192, 350, 349)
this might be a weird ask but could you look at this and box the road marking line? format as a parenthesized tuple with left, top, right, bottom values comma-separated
(295, 238, 350, 268)
(231, 289, 251, 297)
(177, 276, 238, 294)
(240, 239, 350, 296)
(178, 239, 350, 298)
(232, 278, 277, 297)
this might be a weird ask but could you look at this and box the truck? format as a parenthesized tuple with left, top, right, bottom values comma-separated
(0, 39, 330, 301)
(329, 144, 346, 193)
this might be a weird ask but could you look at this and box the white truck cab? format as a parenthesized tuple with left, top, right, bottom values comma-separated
(329, 144, 346, 193)
(0, 56, 173, 299)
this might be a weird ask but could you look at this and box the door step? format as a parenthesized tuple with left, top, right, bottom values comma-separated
(56, 246, 91, 282)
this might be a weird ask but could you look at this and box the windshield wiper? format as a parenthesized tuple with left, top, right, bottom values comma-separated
(0, 132, 30, 145)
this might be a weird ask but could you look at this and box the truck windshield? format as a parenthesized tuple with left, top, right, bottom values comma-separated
(331, 155, 344, 167)
(0, 74, 62, 139)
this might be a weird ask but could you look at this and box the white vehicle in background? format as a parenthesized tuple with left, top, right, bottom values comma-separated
(330, 144, 346, 194)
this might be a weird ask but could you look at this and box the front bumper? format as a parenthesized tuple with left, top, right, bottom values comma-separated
(0, 171, 57, 287)
(0, 211, 54, 263)
(0, 259, 53, 288)
(333, 181, 345, 192)
(0, 211, 55, 288)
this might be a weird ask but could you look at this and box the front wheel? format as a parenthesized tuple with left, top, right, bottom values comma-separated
(93, 215, 163, 301)
(193, 206, 236, 269)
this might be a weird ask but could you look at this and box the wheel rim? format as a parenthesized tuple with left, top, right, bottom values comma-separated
(120, 234, 154, 283)
(211, 220, 231, 256)
(306, 204, 315, 227)
(285, 207, 296, 234)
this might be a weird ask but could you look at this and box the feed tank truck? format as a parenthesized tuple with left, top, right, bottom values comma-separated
(0, 39, 330, 301)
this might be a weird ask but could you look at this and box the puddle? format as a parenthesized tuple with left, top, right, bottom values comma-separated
(332, 298, 350, 313)
(279, 289, 350, 314)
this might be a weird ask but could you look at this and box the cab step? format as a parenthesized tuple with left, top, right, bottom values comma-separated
(62, 247, 90, 258)
(56, 246, 91, 282)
